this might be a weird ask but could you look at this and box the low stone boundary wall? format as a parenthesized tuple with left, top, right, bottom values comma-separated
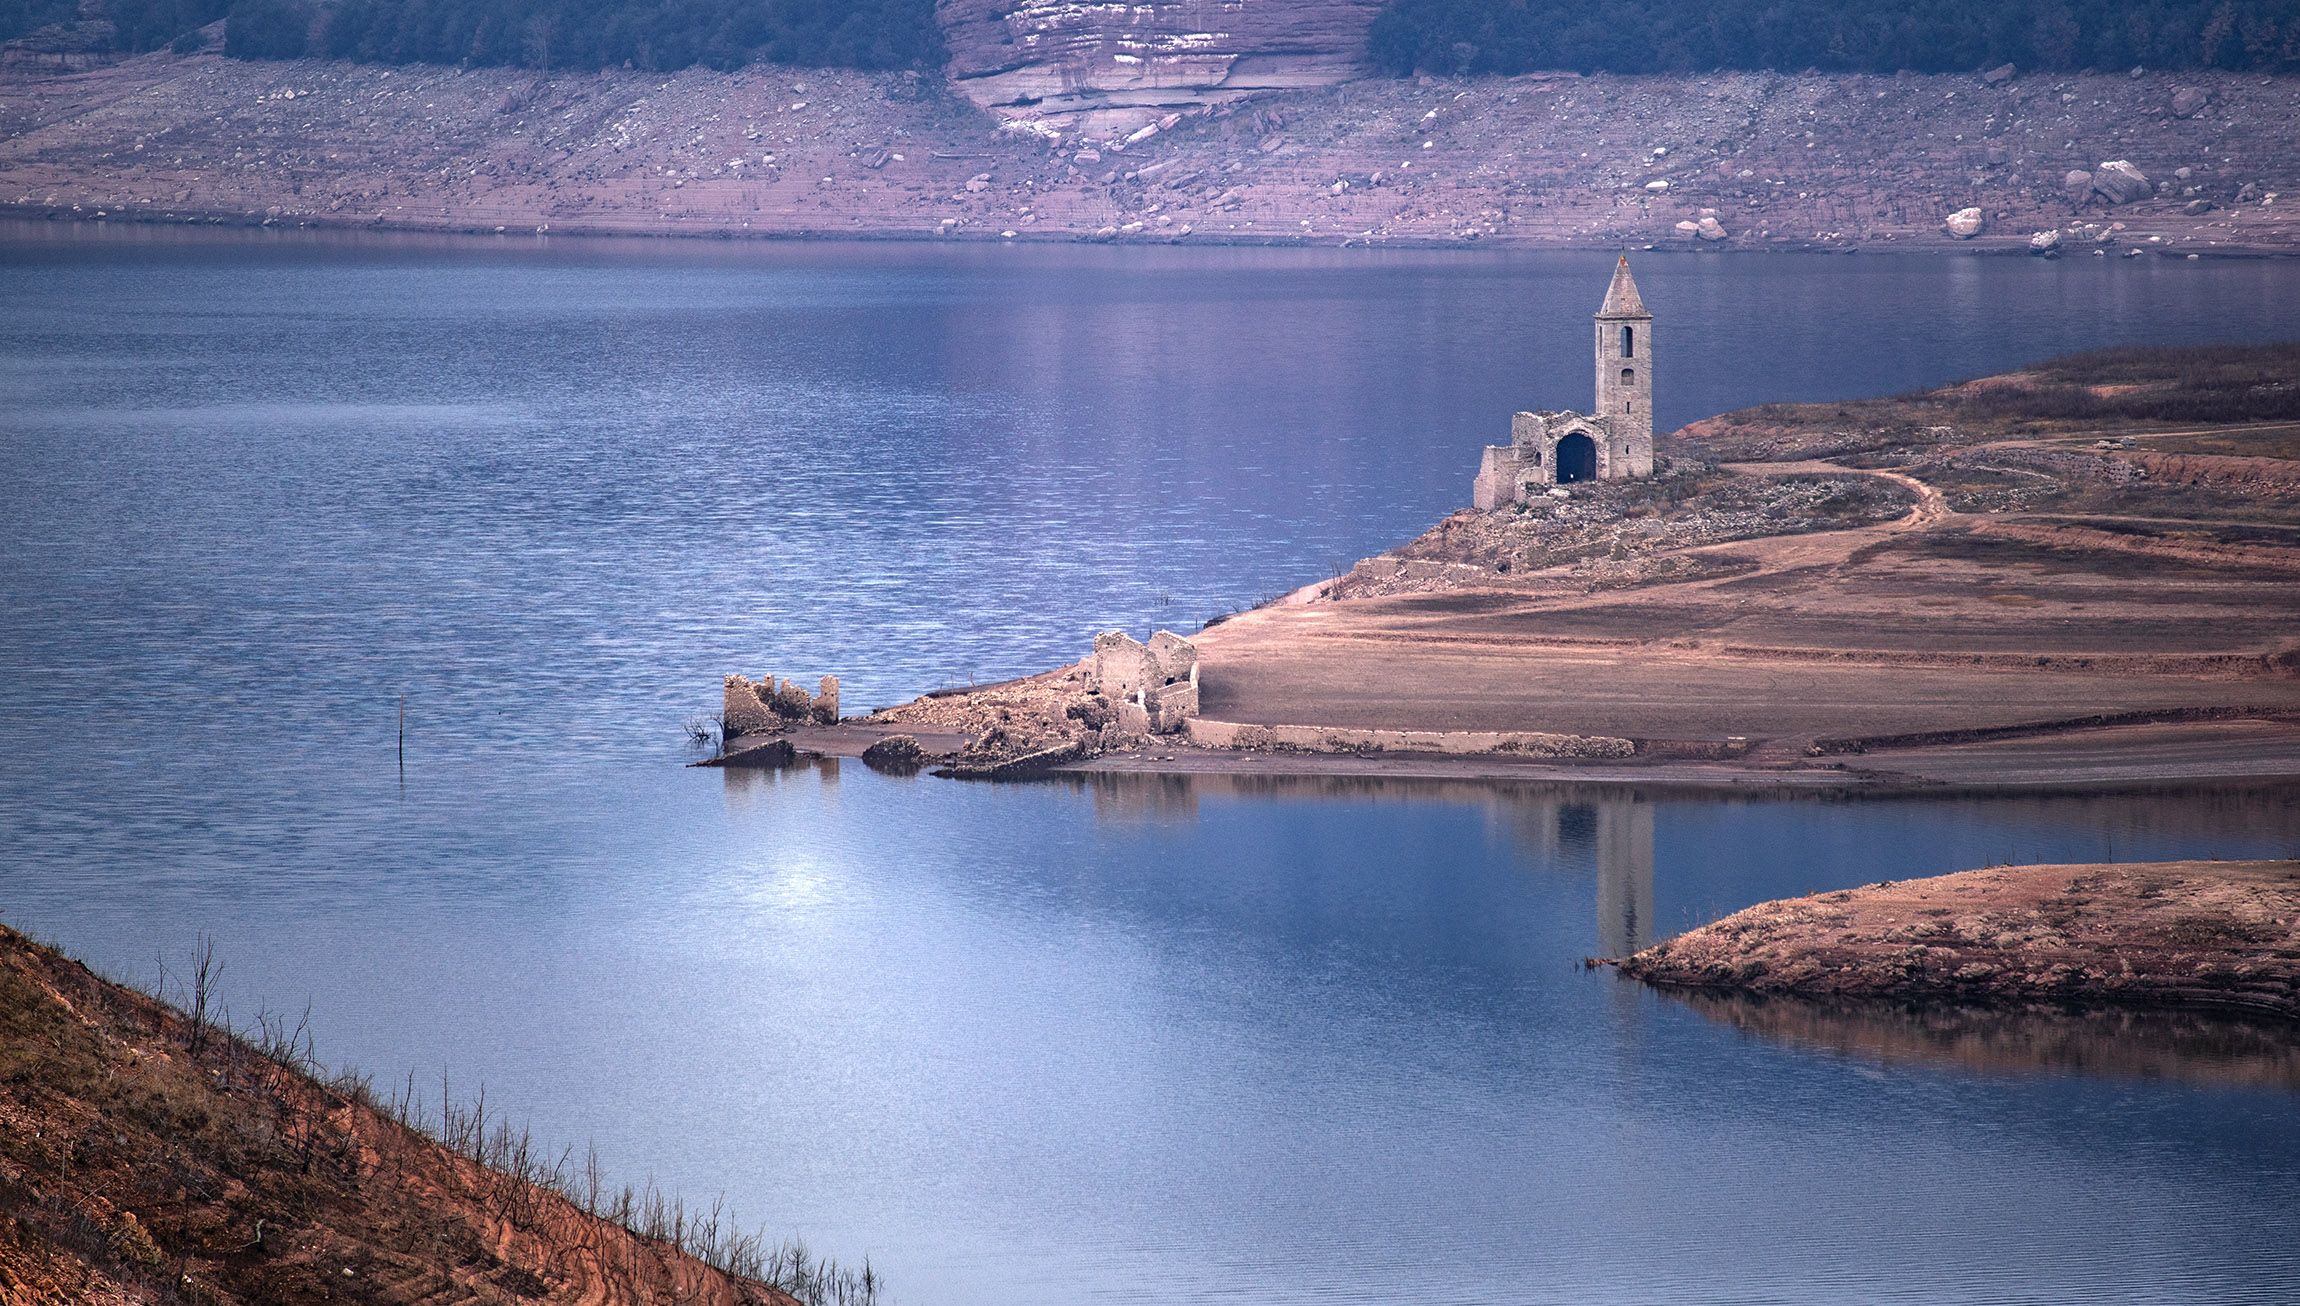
(1185, 718, 1635, 759)
(1811, 705, 2300, 756)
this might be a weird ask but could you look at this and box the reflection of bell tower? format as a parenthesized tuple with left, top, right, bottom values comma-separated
(1593, 798, 1655, 958)
(1085, 772, 1201, 824)
(1494, 792, 1657, 957)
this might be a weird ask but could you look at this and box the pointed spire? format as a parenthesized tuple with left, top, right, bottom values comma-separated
(1595, 254, 1650, 319)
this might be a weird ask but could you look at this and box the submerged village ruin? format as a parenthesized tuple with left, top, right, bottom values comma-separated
(716, 260, 2300, 793)
(705, 264, 2300, 1024)
(721, 258, 1665, 772)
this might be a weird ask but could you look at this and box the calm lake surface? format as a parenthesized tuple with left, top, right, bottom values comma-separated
(5, 224, 2300, 1303)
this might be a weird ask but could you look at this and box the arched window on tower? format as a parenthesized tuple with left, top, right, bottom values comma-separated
(1621, 325, 1634, 358)
(1621, 368, 1634, 385)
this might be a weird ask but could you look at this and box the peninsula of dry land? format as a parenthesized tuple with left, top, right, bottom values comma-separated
(1615, 860, 2300, 1022)
(773, 343, 2300, 789)
(6, 49, 2300, 253)
(0, 923, 839, 1305)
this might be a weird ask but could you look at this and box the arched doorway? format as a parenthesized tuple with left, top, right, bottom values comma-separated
(1556, 432, 1598, 484)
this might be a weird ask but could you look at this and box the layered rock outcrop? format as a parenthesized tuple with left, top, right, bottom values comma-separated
(936, 0, 1383, 135)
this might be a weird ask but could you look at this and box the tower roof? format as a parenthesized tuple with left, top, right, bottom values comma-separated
(1595, 255, 1650, 319)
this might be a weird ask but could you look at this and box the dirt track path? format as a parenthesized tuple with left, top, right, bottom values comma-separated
(1721, 458, 1952, 525)
(1530, 458, 1957, 604)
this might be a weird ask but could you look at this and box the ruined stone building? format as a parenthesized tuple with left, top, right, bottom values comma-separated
(1089, 629, 1199, 735)
(1472, 257, 1657, 510)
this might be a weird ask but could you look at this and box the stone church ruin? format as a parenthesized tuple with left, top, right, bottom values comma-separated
(1472, 257, 1657, 510)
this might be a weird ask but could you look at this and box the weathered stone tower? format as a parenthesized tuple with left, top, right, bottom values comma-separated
(1469, 257, 1658, 509)
(1593, 255, 1653, 445)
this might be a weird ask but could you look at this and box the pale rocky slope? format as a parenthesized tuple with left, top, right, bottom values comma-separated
(937, 0, 1386, 135)
(5, 48, 2298, 251)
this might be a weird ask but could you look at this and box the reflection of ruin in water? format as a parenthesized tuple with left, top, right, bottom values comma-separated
(1491, 793, 1655, 956)
(1076, 771, 1657, 951)
(716, 751, 846, 815)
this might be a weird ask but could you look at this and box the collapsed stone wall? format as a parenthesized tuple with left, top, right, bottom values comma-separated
(722, 672, 841, 737)
(1089, 629, 1200, 735)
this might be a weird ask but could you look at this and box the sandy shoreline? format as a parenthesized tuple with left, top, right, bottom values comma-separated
(13, 206, 2300, 259)
(732, 713, 2300, 793)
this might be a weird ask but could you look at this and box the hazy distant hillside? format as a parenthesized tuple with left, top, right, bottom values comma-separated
(1, 0, 943, 70)
(232, 0, 941, 68)
(1369, 0, 2300, 76)
(7, 0, 2299, 78)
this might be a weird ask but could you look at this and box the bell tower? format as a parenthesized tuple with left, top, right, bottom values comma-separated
(1593, 255, 1653, 446)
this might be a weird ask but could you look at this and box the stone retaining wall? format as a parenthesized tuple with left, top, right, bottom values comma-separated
(1185, 718, 1635, 759)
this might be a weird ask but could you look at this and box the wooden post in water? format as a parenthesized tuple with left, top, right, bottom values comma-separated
(398, 694, 406, 773)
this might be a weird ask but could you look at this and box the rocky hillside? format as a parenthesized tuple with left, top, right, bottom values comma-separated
(937, 0, 1384, 135)
(4, 49, 2297, 251)
(0, 922, 841, 1305)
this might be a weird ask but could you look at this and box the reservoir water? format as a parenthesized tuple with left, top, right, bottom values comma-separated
(4, 224, 2299, 1303)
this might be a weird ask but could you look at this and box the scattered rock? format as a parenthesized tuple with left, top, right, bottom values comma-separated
(2062, 169, 2094, 203)
(1694, 214, 1728, 241)
(2028, 228, 2062, 254)
(718, 737, 797, 768)
(1943, 206, 1984, 238)
(2170, 86, 2210, 117)
(861, 734, 927, 771)
(1981, 63, 2017, 85)
(2090, 159, 2152, 205)
(938, 739, 1088, 780)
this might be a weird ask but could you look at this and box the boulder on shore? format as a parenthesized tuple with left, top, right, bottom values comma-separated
(719, 737, 797, 768)
(1943, 206, 1984, 238)
(861, 734, 927, 772)
(2091, 159, 2152, 205)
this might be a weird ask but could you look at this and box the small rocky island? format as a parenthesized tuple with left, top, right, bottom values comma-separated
(1617, 860, 2300, 1021)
